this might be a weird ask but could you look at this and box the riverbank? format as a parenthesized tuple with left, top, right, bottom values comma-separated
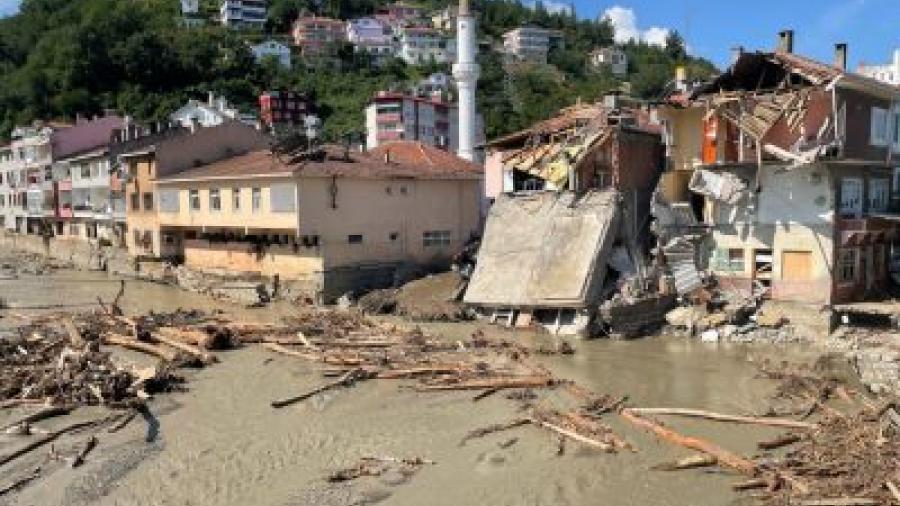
(1, 248, 897, 505)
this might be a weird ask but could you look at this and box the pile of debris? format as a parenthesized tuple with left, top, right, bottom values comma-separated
(357, 271, 470, 322)
(0, 252, 72, 279)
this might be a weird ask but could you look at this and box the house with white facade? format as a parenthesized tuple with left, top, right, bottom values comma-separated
(590, 46, 628, 76)
(171, 93, 258, 130)
(502, 26, 564, 64)
(250, 39, 292, 68)
(857, 49, 900, 86)
(399, 27, 453, 65)
(347, 17, 397, 64)
(220, 0, 266, 29)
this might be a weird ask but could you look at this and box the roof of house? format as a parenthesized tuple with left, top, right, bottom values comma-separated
(51, 115, 124, 160)
(157, 142, 482, 183)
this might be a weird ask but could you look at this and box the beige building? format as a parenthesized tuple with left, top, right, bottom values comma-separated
(109, 122, 269, 258)
(155, 141, 483, 300)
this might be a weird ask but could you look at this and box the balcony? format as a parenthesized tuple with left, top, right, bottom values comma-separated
(58, 205, 73, 218)
(376, 113, 402, 123)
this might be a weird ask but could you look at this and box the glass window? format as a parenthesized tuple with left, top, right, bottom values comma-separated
(869, 179, 889, 212)
(232, 187, 241, 210)
(423, 230, 451, 247)
(251, 187, 262, 212)
(838, 249, 857, 283)
(840, 178, 863, 218)
(871, 107, 889, 146)
(209, 188, 221, 212)
(142, 192, 153, 211)
(189, 189, 200, 210)
(348, 234, 363, 244)
(130, 192, 139, 211)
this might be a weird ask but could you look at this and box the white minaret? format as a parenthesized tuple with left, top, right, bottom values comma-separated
(452, 0, 479, 162)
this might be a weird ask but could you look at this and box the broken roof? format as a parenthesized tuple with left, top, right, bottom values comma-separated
(485, 103, 606, 149)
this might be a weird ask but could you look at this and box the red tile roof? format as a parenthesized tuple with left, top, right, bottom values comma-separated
(157, 142, 482, 183)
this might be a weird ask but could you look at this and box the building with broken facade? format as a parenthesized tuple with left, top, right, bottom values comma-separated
(467, 98, 664, 334)
(658, 33, 900, 305)
(154, 141, 483, 302)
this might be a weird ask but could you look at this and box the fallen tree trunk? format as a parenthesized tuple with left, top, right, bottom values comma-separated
(1, 404, 75, 433)
(70, 436, 98, 468)
(0, 468, 40, 497)
(148, 333, 217, 365)
(103, 334, 178, 362)
(797, 499, 879, 506)
(271, 368, 367, 408)
(0, 399, 49, 410)
(652, 453, 718, 471)
(757, 433, 802, 450)
(417, 376, 557, 392)
(0, 418, 105, 467)
(628, 407, 817, 430)
(531, 418, 615, 452)
(459, 418, 531, 446)
(620, 408, 757, 475)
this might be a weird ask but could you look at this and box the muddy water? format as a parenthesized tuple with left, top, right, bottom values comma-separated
(0, 270, 807, 506)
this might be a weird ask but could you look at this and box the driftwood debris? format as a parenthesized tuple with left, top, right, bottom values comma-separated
(70, 436, 98, 468)
(103, 334, 178, 362)
(651, 453, 718, 471)
(0, 468, 40, 497)
(271, 368, 369, 408)
(418, 376, 558, 392)
(757, 433, 802, 450)
(328, 456, 434, 483)
(797, 499, 879, 506)
(2, 404, 75, 433)
(627, 407, 817, 430)
(459, 418, 531, 446)
(620, 408, 757, 475)
(0, 417, 106, 467)
(147, 333, 217, 365)
(531, 418, 615, 452)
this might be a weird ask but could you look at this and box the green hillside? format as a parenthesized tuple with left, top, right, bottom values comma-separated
(0, 0, 718, 141)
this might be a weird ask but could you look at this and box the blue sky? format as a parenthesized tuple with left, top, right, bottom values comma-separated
(1, 0, 898, 69)
(573, 0, 900, 69)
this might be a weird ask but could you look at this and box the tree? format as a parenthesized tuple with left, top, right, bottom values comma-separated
(665, 30, 687, 62)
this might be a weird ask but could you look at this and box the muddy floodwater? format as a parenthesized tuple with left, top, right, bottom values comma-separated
(0, 270, 816, 506)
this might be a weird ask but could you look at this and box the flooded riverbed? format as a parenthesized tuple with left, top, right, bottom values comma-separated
(0, 270, 814, 506)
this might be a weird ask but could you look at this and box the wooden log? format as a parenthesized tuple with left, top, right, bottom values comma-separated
(797, 499, 879, 506)
(620, 408, 758, 475)
(0, 399, 47, 410)
(0, 418, 105, 467)
(732, 478, 768, 491)
(0, 468, 40, 497)
(70, 436, 98, 468)
(2, 404, 75, 433)
(652, 453, 718, 471)
(885, 481, 900, 504)
(417, 376, 557, 392)
(271, 368, 366, 408)
(261, 342, 366, 366)
(103, 334, 177, 362)
(377, 366, 468, 379)
(108, 410, 138, 433)
(628, 407, 817, 430)
(757, 433, 801, 450)
(148, 333, 217, 365)
(561, 411, 633, 452)
(531, 418, 615, 452)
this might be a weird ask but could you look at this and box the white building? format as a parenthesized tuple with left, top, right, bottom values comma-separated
(502, 26, 564, 64)
(590, 46, 628, 76)
(180, 0, 205, 26)
(399, 27, 453, 65)
(250, 39, 291, 68)
(171, 93, 257, 129)
(365, 91, 484, 156)
(220, 0, 266, 29)
(857, 49, 900, 85)
(0, 126, 55, 234)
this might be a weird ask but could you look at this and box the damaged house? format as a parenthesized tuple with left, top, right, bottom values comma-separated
(466, 99, 664, 334)
(658, 33, 900, 305)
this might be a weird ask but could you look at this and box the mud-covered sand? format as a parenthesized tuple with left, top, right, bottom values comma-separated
(0, 268, 817, 506)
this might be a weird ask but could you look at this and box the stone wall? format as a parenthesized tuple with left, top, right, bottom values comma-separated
(852, 344, 900, 395)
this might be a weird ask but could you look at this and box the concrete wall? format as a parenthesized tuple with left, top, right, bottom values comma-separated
(157, 178, 298, 231)
(0, 230, 129, 271)
(298, 176, 481, 269)
(183, 239, 323, 281)
(484, 149, 506, 200)
(659, 107, 704, 172)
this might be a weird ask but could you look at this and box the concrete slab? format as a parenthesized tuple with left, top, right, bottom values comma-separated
(464, 190, 620, 308)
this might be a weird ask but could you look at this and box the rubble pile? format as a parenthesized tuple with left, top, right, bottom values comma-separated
(0, 251, 73, 278)
(357, 271, 470, 322)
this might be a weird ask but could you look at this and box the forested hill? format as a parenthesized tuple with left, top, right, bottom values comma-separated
(0, 0, 718, 141)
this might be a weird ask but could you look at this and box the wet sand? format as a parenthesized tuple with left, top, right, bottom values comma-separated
(0, 270, 814, 506)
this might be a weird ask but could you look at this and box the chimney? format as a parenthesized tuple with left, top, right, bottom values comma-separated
(834, 43, 848, 71)
(778, 30, 794, 53)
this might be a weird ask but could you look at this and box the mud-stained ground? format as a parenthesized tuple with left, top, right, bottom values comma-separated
(0, 267, 820, 506)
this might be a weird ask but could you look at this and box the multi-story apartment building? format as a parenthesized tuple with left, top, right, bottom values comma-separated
(180, 0, 205, 26)
(0, 144, 24, 232)
(375, 2, 426, 30)
(292, 16, 346, 57)
(219, 0, 266, 29)
(365, 90, 484, 154)
(4, 125, 57, 235)
(259, 90, 317, 130)
(398, 27, 453, 65)
(347, 17, 397, 64)
(857, 49, 900, 85)
(658, 35, 900, 304)
(250, 39, 292, 68)
(502, 26, 564, 64)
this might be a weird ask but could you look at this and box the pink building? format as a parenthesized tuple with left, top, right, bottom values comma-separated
(292, 16, 346, 57)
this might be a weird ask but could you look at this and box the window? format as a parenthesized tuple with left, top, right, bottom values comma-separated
(232, 187, 241, 210)
(871, 107, 889, 146)
(712, 248, 745, 272)
(839, 178, 863, 218)
(893, 167, 900, 195)
(838, 248, 858, 283)
(348, 234, 363, 244)
(189, 189, 200, 211)
(892, 110, 900, 151)
(869, 179, 889, 212)
(142, 192, 153, 211)
(389, 232, 399, 241)
(130, 192, 140, 211)
(251, 187, 262, 212)
(209, 188, 221, 212)
(423, 230, 451, 247)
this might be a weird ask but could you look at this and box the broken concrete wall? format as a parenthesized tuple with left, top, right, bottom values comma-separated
(464, 190, 620, 309)
(0, 231, 129, 272)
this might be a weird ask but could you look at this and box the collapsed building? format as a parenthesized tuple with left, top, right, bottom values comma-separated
(658, 33, 900, 306)
(466, 98, 664, 334)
